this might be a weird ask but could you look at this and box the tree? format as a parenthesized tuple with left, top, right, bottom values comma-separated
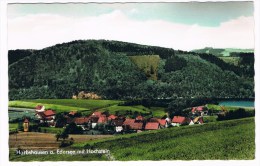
(64, 122, 83, 134)
(60, 131, 69, 140)
(55, 131, 62, 141)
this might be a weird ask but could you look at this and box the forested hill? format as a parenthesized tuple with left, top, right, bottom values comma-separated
(8, 40, 254, 100)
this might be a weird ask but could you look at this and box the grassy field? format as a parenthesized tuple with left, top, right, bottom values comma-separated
(9, 123, 18, 132)
(206, 104, 254, 111)
(129, 55, 160, 80)
(25, 99, 122, 110)
(219, 57, 240, 66)
(99, 105, 166, 118)
(9, 99, 166, 118)
(9, 99, 122, 114)
(10, 117, 255, 161)
(73, 117, 255, 160)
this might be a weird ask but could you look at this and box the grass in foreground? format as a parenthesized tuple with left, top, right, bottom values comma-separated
(10, 117, 255, 161)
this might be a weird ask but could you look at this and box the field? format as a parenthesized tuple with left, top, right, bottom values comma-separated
(9, 99, 166, 118)
(9, 99, 122, 114)
(9, 132, 114, 161)
(129, 55, 160, 80)
(219, 57, 240, 66)
(10, 117, 255, 161)
(206, 104, 254, 111)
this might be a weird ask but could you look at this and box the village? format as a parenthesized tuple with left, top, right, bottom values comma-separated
(22, 104, 206, 134)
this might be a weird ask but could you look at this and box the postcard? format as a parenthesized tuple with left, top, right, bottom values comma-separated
(0, 0, 259, 165)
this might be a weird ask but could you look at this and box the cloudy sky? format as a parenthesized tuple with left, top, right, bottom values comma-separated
(8, 2, 254, 51)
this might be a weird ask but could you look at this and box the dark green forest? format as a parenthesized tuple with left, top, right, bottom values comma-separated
(9, 40, 254, 100)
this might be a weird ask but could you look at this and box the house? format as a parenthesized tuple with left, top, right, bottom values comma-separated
(123, 118, 135, 126)
(89, 116, 99, 129)
(108, 114, 117, 120)
(193, 117, 204, 124)
(157, 119, 167, 128)
(97, 115, 108, 124)
(191, 106, 208, 116)
(74, 117, 89, 130)
(123, 118, 143, 131)
(35, 105, 45, 112)
(135, 115, 144, 121)
(171, 116, 191, 126)
(36, 109, 56, 125)
(69, 111, 77, 116)
(145, 122, 159, 130)
(112, 119, 124, 132)
(129, 122, 143, 131)
(91, 111, 102, 117)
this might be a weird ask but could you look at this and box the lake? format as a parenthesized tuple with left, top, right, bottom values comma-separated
(218, 100, 254, 107)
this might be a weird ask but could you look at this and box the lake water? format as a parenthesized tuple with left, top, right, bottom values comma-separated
(218, 100, 254, 107)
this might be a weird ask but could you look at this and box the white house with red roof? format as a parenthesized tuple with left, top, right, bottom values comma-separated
(171, 116, 191, 126)
(35, 105, 45, 112)
(191, 106, 208, 116)
(36, 109, 56, 126)
(74, 117, 89, 130)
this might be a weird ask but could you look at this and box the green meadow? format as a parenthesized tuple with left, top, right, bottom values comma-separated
(10, 117, 255, 161)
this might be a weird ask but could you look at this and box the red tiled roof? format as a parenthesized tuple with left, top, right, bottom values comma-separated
(92, 111, 102, 117)
(191, 107, 196, 113)
(74, 117, 89, 125)
(157, 119, 166, 126)
(108, 115, 117, 120)
(35, 105, 43, 110)
(112, 119, 124, 126)
(172, 116, 190, 124)
(145, 122, 159, 130)
(69, 111, 77, 116)
(43, 110, 56, 117)
(149, 118, 158, 122)
(130, 122, 143, 130)
(196, 106, 204, 111)
(136, 115, 144, 121)
(123, 119, 135, 125)
(98, 116, 108, 123)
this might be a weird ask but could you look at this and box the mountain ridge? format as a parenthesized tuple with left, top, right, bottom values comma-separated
(8, 40, 254, 100)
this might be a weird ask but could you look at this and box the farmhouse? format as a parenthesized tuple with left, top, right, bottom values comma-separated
(91, 111, 102, 117)
(35, 105, 45, 112)
(135, 115, 144, 121)
(74, 117, 89, 130)
(191, 106, 208, 116)
(111, 119, 124, 132)
(97, 115, 108, 124)
(129, 122, 143, 131)
(145, 122, 159, 130)
(157, 119, 168, 128)
(36, 109, 56, 126)
(193, 117, 204, 124)
(171, 116, 191, 126)
(89, 116, 99, 129)
(108, 114, 117, 120)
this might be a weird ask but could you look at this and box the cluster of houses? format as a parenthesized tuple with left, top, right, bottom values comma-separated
(33, 105, 206, 134)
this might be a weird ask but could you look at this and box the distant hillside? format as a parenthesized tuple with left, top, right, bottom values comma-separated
(8, 40, 254, 100)
(192, 47, 254, 57)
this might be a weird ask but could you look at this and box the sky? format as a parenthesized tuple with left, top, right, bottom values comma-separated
(8, 2, 254, 51)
